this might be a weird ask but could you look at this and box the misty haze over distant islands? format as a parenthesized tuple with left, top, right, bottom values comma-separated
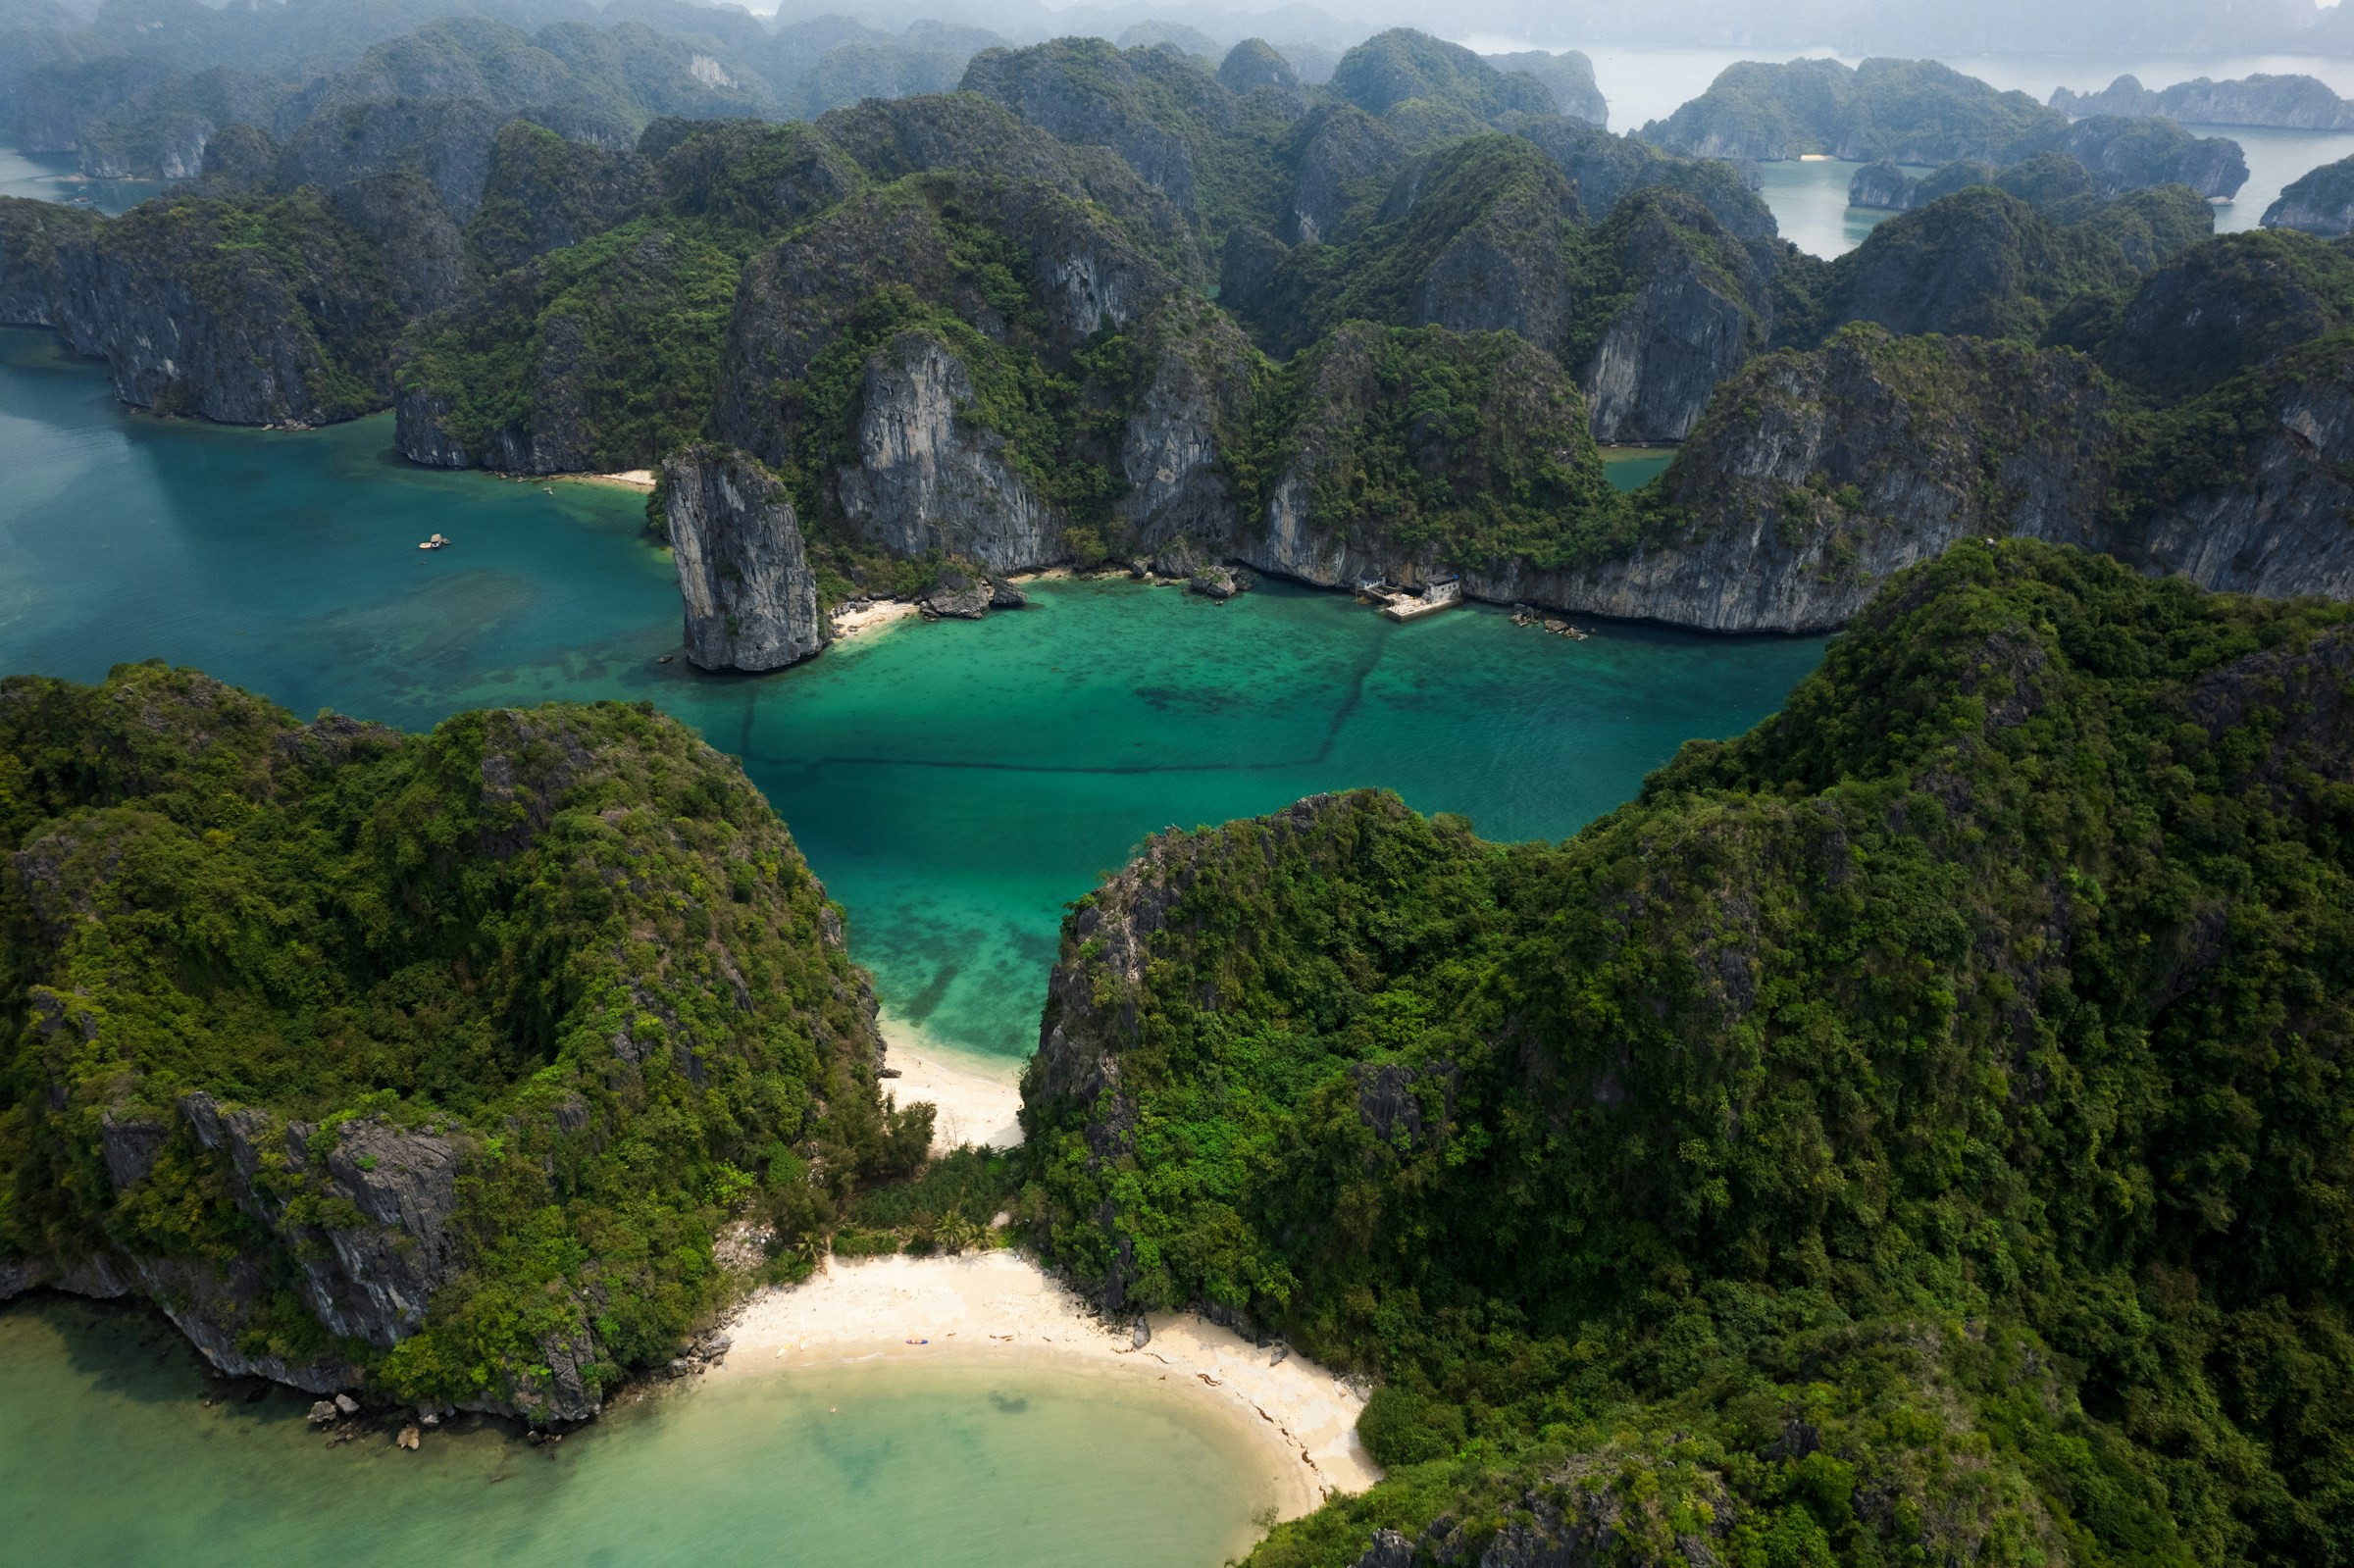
(11, 4, 2354, 1568)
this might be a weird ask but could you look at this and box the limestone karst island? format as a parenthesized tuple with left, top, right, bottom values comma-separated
(6, 1, 2354, 1564)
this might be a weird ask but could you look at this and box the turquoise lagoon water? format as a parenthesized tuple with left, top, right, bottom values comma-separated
(0, 144, 173, 215)
(1600, 445, 1677, 490)
(1754, 157, 1914, 257)
(0, 327, 1826, 1067)
(0, 1297, 1282, 1567)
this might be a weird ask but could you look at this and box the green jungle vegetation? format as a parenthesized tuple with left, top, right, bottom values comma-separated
(108, 188, 403, 419)
(395, 216, 742, 472)
(20, 21, 2300, 610)
(1019, 542, 2354, 1567)
(2268, 153, 2354, 232)
(961, 33, 1304, 245)
(1243, 323, 1632, 572)
(1642, 56, 2067, 164)
(0, 664, 932, 1416)
(1226, 134, 1574, 358)
(1327, 28, 1558, 125)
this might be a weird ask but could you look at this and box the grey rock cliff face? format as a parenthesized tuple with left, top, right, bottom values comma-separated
(0, 197, 98, 326)
(329, 174, 468, 318)
(1517, 331, 2115, 632)
(49, 202, 393, 427)
(1116, 315, 1253, 547)
(1413, 184, 1571, 349)
(1506, 328, 2354, 633)
(836, 329, 1066, 572)
(960, 39, 1204, 214)
(1287, 106, 1404, 242)
(2055, 73, 2354, 132)
(2264, 155, 2354, 235)
(1579, 195, 1775, 444)
(1582, 255, 1755, 444)
(1849, 159, 1918, 211)
(664, 445, 827, 673)
(1, 1088, 475, 1396)
(2129, 354, 2354, 603)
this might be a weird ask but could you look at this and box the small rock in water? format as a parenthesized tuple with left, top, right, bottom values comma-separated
(918, 577, 994, 620)
(1189, 566, 1240, 601)
(396, 1426, 421, 1451)
(333, 1393, 360, 1416)
(308, 1400, 338, 1425)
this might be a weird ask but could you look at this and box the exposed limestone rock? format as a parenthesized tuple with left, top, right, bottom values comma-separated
(1849, 159, 1917, 211)
(959, 38, 1204, 215)
(2266, 155, 2354, 236)
(1115, 310, 1254, 547)
(918, 572, 996, 619)
(1509, 329, 2116, 632)
(0, 198, 100, 327)
(468, 121, 658, 275)
(1579, 192, 1769, 443)
(47, 192, 399, 426)
(2128, 347, 2354, 603)
(1216, 38, 1305, 116)
(1494, 325, 2354, 632)
(664, 446, 827, 672)
(836, 328, 1066, 573)
(98, 1112, 167, 1190)
(1188, 566, 1241, 600)
(2054, 73, 2354, 133)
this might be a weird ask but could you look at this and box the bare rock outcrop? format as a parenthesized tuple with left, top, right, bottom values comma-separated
(836, 329, 1066, 573)
(663, 445, 826, 672)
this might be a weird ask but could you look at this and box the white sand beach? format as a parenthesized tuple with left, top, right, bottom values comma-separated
(718, 1249, 1383, 1520)
(831, 600, 922, 642)
(881, 1019, 1025, 1152)
(559, 469, 658, 491)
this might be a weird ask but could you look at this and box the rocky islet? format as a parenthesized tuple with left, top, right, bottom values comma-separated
(8, 13, 2354, 1566)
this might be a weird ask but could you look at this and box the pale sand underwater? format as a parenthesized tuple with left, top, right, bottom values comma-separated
(717, 1249, 1385, 1522)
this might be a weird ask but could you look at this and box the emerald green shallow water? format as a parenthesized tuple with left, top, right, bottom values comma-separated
(0, 1298, 1279, 1566)
(0, 327, 1825, 1065)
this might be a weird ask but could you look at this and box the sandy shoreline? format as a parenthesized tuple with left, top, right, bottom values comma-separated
(879, 1017, 1026, 1151)
(830, 600, 922, 643)
(552, 469, 658, 492)
(717, 1250, 1382, 1520)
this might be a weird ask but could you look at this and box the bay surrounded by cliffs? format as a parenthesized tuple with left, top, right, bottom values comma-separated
(0, 328, 1823, 1555)
(0, 329, 1824, 1067)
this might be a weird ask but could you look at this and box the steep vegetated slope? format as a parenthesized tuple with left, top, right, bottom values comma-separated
(2266, 151, 2354, 237)
(0, 663, 928, 1422)
(1645, 55, 2247, 192)
(1021, 543, 2354, 1568)
(0, 185, 403, 425)
(4, 21, 2353, 640)
(2054, 70, 2354, 131)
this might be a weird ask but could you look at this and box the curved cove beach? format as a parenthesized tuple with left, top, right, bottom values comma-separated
(0, 1294, 1307, 1567)
(0, 329, 1824, 1561)
(721, 1249, 1384, 1519)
